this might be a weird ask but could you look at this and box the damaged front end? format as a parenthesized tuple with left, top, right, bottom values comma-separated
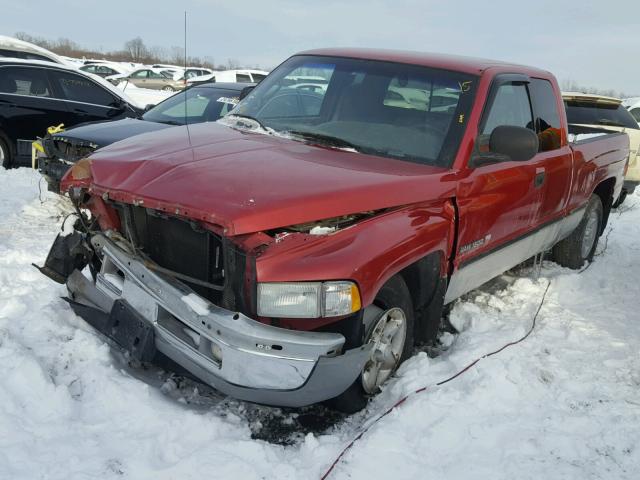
(37, 163, 372, 407)
(37, 133, 98, 192)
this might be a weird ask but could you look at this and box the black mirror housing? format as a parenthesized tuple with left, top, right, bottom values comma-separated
(489, 125, 539, 162)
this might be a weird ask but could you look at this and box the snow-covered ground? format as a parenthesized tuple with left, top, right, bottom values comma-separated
(1, 168, 639, 480)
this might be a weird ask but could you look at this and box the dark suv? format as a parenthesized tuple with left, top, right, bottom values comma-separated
(0, 59, 140, 168)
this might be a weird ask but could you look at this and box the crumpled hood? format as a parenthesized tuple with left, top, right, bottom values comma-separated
(87, 122, 453, 235)
(53, 118, 172, 149)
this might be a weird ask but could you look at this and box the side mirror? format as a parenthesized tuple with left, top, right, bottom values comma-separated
(239, 86, 255, 100)
(489, 125, 539, 162)
(144, 104, 154, 112)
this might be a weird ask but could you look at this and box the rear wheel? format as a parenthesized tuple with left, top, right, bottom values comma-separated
(552, 195, 603, 269)
(162, 86, 175, 92)
(324, 275, 415, 413)
(0, 134, 11, 169)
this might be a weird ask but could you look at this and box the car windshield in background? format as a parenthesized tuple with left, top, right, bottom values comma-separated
(142, 87, 239, 125)
(230, 55, 477, 166)
(565, 101, 640, 129)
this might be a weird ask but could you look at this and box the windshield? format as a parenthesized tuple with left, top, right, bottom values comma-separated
(229, 55, 477, 166)
(565, 100, 640, 130)
(142, 86, 240, 125)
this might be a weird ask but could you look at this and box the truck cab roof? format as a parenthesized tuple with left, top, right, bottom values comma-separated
(299, 48, 553, 77)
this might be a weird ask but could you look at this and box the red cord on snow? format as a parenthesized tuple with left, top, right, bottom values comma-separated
(320, 280, 552, 480)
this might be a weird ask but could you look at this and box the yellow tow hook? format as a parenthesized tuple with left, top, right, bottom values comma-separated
(47, 124, 65, 135)
(32, 124, 65, 169)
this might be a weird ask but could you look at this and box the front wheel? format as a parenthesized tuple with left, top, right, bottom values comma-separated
(552, 195, 603, 269)
(324, 275, 415, 413)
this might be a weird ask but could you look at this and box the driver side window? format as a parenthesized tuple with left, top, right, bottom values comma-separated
(482, 84, 533, 134)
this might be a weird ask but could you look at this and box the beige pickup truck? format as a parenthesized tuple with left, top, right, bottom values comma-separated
(564, 92, 640, 205)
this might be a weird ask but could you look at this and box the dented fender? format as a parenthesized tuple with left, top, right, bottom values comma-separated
(255, 201, 455, 309)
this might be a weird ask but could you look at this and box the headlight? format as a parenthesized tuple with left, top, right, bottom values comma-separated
(257, 281, 361, 318)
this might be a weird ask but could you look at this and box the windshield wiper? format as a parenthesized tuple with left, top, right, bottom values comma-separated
(226, 113, 269, 132)
(286, 130, 362, 150)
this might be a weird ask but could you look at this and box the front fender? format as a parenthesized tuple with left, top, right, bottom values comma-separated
(256, 200, 455, 309)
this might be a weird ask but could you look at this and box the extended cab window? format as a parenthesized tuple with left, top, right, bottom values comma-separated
(50, 70, 118, 107)
(482, 84, 533, 134)
(529, 78, 562, 151)
(0, 66, 52, 97)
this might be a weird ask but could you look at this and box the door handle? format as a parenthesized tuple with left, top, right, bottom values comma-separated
(73, 108, 90, 116)
(534, 171, 545, 188)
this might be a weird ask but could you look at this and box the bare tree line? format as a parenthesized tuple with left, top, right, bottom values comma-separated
(14, 32, 252, 71)
(561, 78, 637, 100)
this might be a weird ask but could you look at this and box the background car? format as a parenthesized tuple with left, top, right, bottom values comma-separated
(79, 62, 132, 78)
(187, 69, 269, 86)
(107, 67, 186, 91)
(626, 99, 640, 124)
(564, 91, 640, 205)
(37, 82, 253, 189)
(173, 67, 213, 82)
(0, 35, 70, 65)
(0, 58, 141, 168)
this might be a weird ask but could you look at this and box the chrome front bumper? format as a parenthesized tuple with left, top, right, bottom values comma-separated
(66, 235, 372, 407)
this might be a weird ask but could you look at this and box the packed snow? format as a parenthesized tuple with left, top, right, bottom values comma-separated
(1, 168, 639, 479)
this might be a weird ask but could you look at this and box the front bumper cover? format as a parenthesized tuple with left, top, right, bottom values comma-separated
(62, 234, 372, 407)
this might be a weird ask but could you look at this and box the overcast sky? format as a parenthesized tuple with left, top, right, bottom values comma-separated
(1, 0, 638, 94)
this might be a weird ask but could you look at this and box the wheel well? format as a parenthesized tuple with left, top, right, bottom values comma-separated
(593, 177, 615, 234)
(397, 252, 442, 311)
(396, 251, 446, 343)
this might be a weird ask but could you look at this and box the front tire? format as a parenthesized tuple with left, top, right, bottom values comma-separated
(324, 275, 415, 413)
(552, 195, 603, 269)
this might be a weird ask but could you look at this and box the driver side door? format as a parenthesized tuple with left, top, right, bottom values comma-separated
(446, 74, 547, 301)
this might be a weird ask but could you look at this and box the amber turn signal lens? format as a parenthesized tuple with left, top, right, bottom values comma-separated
(69, 158, 93, 180)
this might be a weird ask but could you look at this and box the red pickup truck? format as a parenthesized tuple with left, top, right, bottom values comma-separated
(40, 49, 628, 412)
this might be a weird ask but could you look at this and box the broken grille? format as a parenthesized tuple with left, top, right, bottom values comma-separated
(117, 205, 226, 301)
(43, 137, 97, 162)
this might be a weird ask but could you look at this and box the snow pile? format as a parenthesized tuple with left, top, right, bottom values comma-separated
(1, 168, 639, 479)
